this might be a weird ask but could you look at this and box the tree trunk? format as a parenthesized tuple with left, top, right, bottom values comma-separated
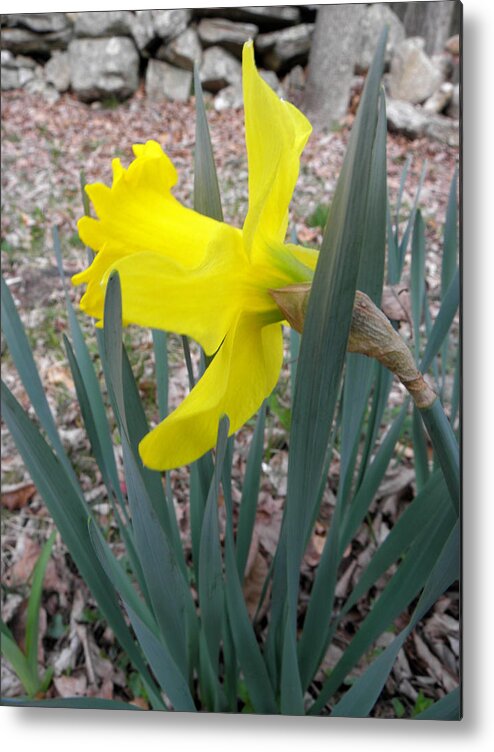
(403, 0, 458, 55)
(303, 4, 365, 129)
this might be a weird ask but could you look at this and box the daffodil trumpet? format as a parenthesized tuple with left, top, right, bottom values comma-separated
(74, 41, 319, 471)
(271, 284, 436, 410)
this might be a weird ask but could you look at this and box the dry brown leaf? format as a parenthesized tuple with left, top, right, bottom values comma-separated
(1, 482, 37, 511)
(5, 537, 41, 586)
(381, 284, 412, 323)
(243, 534, 270, 620)
(54, 673, 88, 698)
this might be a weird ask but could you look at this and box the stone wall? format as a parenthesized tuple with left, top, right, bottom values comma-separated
(1, 5, 460, 145)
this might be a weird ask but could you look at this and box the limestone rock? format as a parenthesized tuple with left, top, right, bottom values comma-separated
(424, 115, 459, 147)
(130, 10, 155, 51)
(146, 59, 192, 102)
(389, 37, 443, 104)
(25, 76, 60, 104)
(1, 18, 73, 55)
(357, 3, 405, 72)
(199, 6, 300, 29)
(157, 27, 202, 71)
(68, 37, 139, 102)
(282, 64, 306, 102)
(1, 66, 20, 91)
(197, 18, 258, 57)
(1, 52, 37, 90)
(423, 82, 454, 115)
(259, 69, 283, 96)
(131, 9, 190, 52)
(386, 98, 428, 139)
(200, 46, 242, 92)
(44, 50, 71, 92)
(255, 23, 314, 72)
(3, 13, 71, 34)
(214, 83, 244, 111)
(152, 10, 191, 41)
(446, 84, 460, 119)
(74, 11, 134, 38)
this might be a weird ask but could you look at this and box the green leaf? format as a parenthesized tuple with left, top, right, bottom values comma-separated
(419, 399, 460, 515)
(25, 531, 56, 682)
(411, 210, 426, 359)
(152, 329, 169, 420)
(53, 227, 123, 508)
(414, 687, 461, 721)
(1, 275, 75, 482)
(280, 30, 388, 712)
(330, 520, 459, 718)
(0, 382, 164, 709)
(198, 418, 229, 685)
(102, 273, 194, 678)
(310, 476, 456, 714)
(0, 619, 38, 697)
(420, 267, 459, 374)
(1, 696, 142, 710)
(236, 402, 267, 579)
(193, 65, 223, 222)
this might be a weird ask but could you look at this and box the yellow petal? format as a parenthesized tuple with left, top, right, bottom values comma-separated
(242, 41, 312, 257)
(79, 228, 248, 355)
(139, 314, 283, 470)
(75, 140, 232, 286)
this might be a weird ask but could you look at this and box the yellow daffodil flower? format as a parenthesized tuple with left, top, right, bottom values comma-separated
(73, 41, 318, 470)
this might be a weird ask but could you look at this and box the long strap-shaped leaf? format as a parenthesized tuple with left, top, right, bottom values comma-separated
(102, 273, 198, 680)
(330, 519, 460, 717)
(0, 381, 164, 710)
(280, 28, 388, 714)
(309, 473, 457, 714)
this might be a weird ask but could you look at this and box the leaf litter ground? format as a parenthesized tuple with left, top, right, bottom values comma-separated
(1, 87, 459, 714)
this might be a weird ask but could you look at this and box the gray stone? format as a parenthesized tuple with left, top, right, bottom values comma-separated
(389, 37, 443, 104)
(282, 64, 306, 100)
(130, 10, 155, 51)
(197, 18, 258, 56)
(3, 13, 71, 34)
(214, 83, 244, 111)
(259, 69, 283, 96)
(357, 3, 405, 72)
(18, 66, 35, 86)
(74, 11, 134, 38)
(446, 84, 460, 119)
(1, 52, 36, 70)
(1, 66, 20, 90)
(213, 67, 282, 111)
(423, 82, 454, 115)
(44, 50, 71, 92)
(431, 52, 454, 82)
(199, 6, 300, 29)
(152, 9, 191, 41)
(386, 98, 428, 139)
(255, 23, 314, 72)
(68, 37, 139, 102)
(145, 59, 192, 102)
(157, 27, 202, 71)
(1, 50, 14, 66)
(304, 5, 365, 128)
(24, 77, 60, 104)
(200, 46, 242, 92)
(424, 115, 459, 147)
(1, 25, 73, 55)
(131, 9, 190, 52)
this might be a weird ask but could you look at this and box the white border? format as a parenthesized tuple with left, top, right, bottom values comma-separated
(2, 1, 494, 750)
